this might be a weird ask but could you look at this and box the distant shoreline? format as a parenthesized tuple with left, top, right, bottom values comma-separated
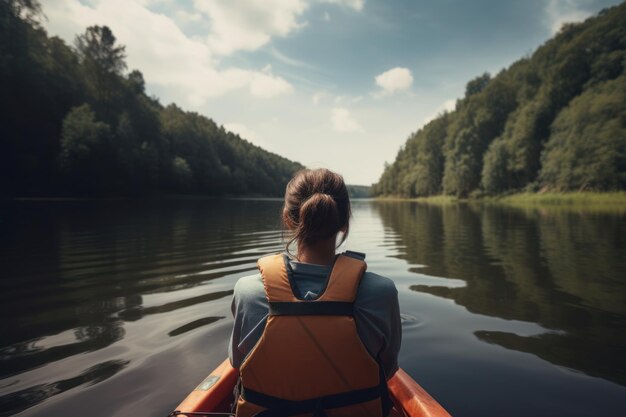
(7, 192, 626, 212)
(5, 185, 371, 201)
(5, 194, 281, 202)
(375, 191, 626, 211)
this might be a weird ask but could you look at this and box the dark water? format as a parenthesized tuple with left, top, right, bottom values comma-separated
(1, 199, 626, 417)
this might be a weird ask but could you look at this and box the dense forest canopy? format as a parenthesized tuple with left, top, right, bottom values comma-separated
(372, 3, 626, 197)
(0, 0, 303, 197)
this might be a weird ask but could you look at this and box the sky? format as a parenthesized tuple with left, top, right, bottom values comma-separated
(42, 0, 623, 185)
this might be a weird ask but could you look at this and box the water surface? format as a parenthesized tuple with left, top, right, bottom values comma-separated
(1, 199, 625, 416)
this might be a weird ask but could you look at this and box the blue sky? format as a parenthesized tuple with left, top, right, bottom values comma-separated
(43, 0, 622, 185)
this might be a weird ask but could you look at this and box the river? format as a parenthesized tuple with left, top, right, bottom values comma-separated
(1, 198, 625, 416)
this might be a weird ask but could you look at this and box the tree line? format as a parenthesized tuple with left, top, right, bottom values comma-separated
(0, 0, 302, 197)
(372, 3, 626, 197)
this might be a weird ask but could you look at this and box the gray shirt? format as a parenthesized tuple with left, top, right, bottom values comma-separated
(228, 257, 402, 378)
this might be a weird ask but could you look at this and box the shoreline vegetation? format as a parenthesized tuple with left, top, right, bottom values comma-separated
(375, 191, 626, 212)
(1, 2, 302, 199)
(11, 190, 625, 205)
(371, 4, 626, 200)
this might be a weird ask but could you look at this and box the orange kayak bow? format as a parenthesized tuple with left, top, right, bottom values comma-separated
(171, 359, 451, 417)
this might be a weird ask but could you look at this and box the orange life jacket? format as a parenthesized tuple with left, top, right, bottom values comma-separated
(235, 251, 391, 417)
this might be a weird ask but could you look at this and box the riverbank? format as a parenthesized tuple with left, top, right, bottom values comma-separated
(486, 191, 626, 210)
(376, 192, 626, 212)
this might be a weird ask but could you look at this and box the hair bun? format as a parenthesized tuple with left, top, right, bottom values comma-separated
(298, 192, 340, 242)
(282, 168, 351, 249)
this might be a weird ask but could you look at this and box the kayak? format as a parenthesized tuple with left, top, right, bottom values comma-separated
(170, 359, 451, 417)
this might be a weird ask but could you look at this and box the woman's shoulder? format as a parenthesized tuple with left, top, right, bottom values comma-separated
(233, 273, 265, 300)
(354, 271, 399, 324)
(359, 271, 398, 299)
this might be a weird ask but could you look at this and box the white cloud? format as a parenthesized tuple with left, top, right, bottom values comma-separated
(323, 11, 331, 21)
(321, 0, 365, 12)
(332, 94, 363, 104)
(331, 107, 363, 132)
(545, 0, 592, 34)
(41, 0, 367, 106)
(193, 0, 309, 55)
(135, 0, 174, 5)
(250, 66, 295, 98)
(179, 1, 365, 56)
(174, 9, 203, 24)
(269, 47, 315, 69)
(312, 92, 326, 104)
(42, 0, 294, 105)
(375, 67, 414, 95)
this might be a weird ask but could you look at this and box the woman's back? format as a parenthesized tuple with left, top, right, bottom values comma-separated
(229, 255, 401, 378)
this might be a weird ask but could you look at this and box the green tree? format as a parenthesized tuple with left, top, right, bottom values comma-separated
(172, 156, 192, 191)
(465, 72, 491, 98)
(127, 69, 145, 94)
(75, 25, 126, 103)
(539, 75, 626, 191)
(59, 104, 112, 193)
(481, 140, 511, 194)
(443, 74, 519, 196)
(416, 116, 449, 195)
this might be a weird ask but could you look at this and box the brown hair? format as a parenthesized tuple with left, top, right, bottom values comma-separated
(282, 168, 351, 253)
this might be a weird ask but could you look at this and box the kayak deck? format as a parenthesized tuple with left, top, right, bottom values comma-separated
(173, 359, 451, 417)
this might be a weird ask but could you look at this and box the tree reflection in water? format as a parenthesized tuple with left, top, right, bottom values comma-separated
(374, 201, 626, 386)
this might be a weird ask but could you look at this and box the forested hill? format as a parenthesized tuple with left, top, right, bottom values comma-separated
(372, 3, 626, 198)
(0, 1, 303, 198)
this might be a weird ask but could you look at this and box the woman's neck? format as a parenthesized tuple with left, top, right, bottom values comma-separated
(296, 237, 337, 266)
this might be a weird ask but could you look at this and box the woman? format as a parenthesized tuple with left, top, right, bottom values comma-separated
(229, 168, 402, 417)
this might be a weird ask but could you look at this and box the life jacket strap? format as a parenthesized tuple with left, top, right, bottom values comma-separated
(242, 385, 382, 417)
(343, 250, 366, 261)
(268, 301, 354, 316)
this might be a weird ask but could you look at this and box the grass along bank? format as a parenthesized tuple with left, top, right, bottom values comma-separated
(375, 192, 626, 212)
(487, 192, 626, 211)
